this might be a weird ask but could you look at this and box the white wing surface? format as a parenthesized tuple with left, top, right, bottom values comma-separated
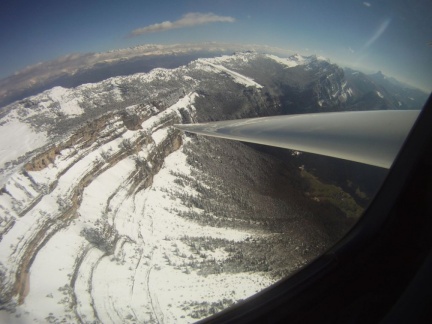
(175, 110, 420, 168)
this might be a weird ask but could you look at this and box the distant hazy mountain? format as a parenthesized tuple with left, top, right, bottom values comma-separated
(344, 68, 428, 111)
(367, 70, 428, 109)
(0, 51, 425, 323)
(0, 43, 296, 109)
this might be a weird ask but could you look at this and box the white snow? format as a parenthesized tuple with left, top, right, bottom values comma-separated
(198, 52, 255, 65)
(0, 54, 294, 322)
(266, 54, 300, 68)
(0, 120, 47, 171)
(8, 141, 274, 322)
(198, 61, 263, 89)
(47, 86, 84, 116)
(266, 53, 320, 69)
(152, 128, 170, 146)
(22, 227, 89, 322)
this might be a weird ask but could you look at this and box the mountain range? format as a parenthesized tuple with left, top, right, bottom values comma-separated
(0, 50, 428, 323)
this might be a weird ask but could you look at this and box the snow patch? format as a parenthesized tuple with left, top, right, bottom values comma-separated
(0, 120, 48, 171)
(48, 86, 85, 116)
(266, 54, 300, 68)
(197, 61, 263, 89)
(376, 91, 384, 98)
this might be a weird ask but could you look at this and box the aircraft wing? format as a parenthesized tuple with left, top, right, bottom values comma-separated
(174, 110, 420, 169)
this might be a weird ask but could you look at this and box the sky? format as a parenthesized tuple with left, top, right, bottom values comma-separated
(1, 0, 431, 92)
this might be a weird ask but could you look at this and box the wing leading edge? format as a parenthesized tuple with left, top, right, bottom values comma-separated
(174, 110, 419, 169)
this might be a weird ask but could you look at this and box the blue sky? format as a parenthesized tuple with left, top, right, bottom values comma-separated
(1, 0, 431, 91)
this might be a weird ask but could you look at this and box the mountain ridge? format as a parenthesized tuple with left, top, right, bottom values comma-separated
(0, 51, 426, 322)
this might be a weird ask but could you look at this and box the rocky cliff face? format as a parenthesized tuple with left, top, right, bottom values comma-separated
(0, 52, 415, 322)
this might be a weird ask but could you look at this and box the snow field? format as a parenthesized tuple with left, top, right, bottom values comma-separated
(0, 55, 287, 322)
(0, 120, 48, 172)
(197, 60, 263, 89)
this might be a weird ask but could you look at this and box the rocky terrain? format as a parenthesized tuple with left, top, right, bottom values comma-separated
(0, 51, 427, 323)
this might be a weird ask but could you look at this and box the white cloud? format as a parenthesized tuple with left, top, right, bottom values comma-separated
(348, 47, 355, 53)
(363, 2, 371, 7)
(129, 12, 235, 36)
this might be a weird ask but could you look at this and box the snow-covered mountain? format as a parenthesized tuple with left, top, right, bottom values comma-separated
(0, 51, 424, 322)
(0, 43, 296, 108)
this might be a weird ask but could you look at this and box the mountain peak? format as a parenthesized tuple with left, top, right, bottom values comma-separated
(374, 70, 386, 79)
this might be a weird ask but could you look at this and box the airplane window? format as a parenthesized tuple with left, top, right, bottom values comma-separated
(0, 1, 430, 323)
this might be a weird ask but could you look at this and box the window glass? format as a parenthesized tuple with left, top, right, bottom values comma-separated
(0, 1, 430, 322)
